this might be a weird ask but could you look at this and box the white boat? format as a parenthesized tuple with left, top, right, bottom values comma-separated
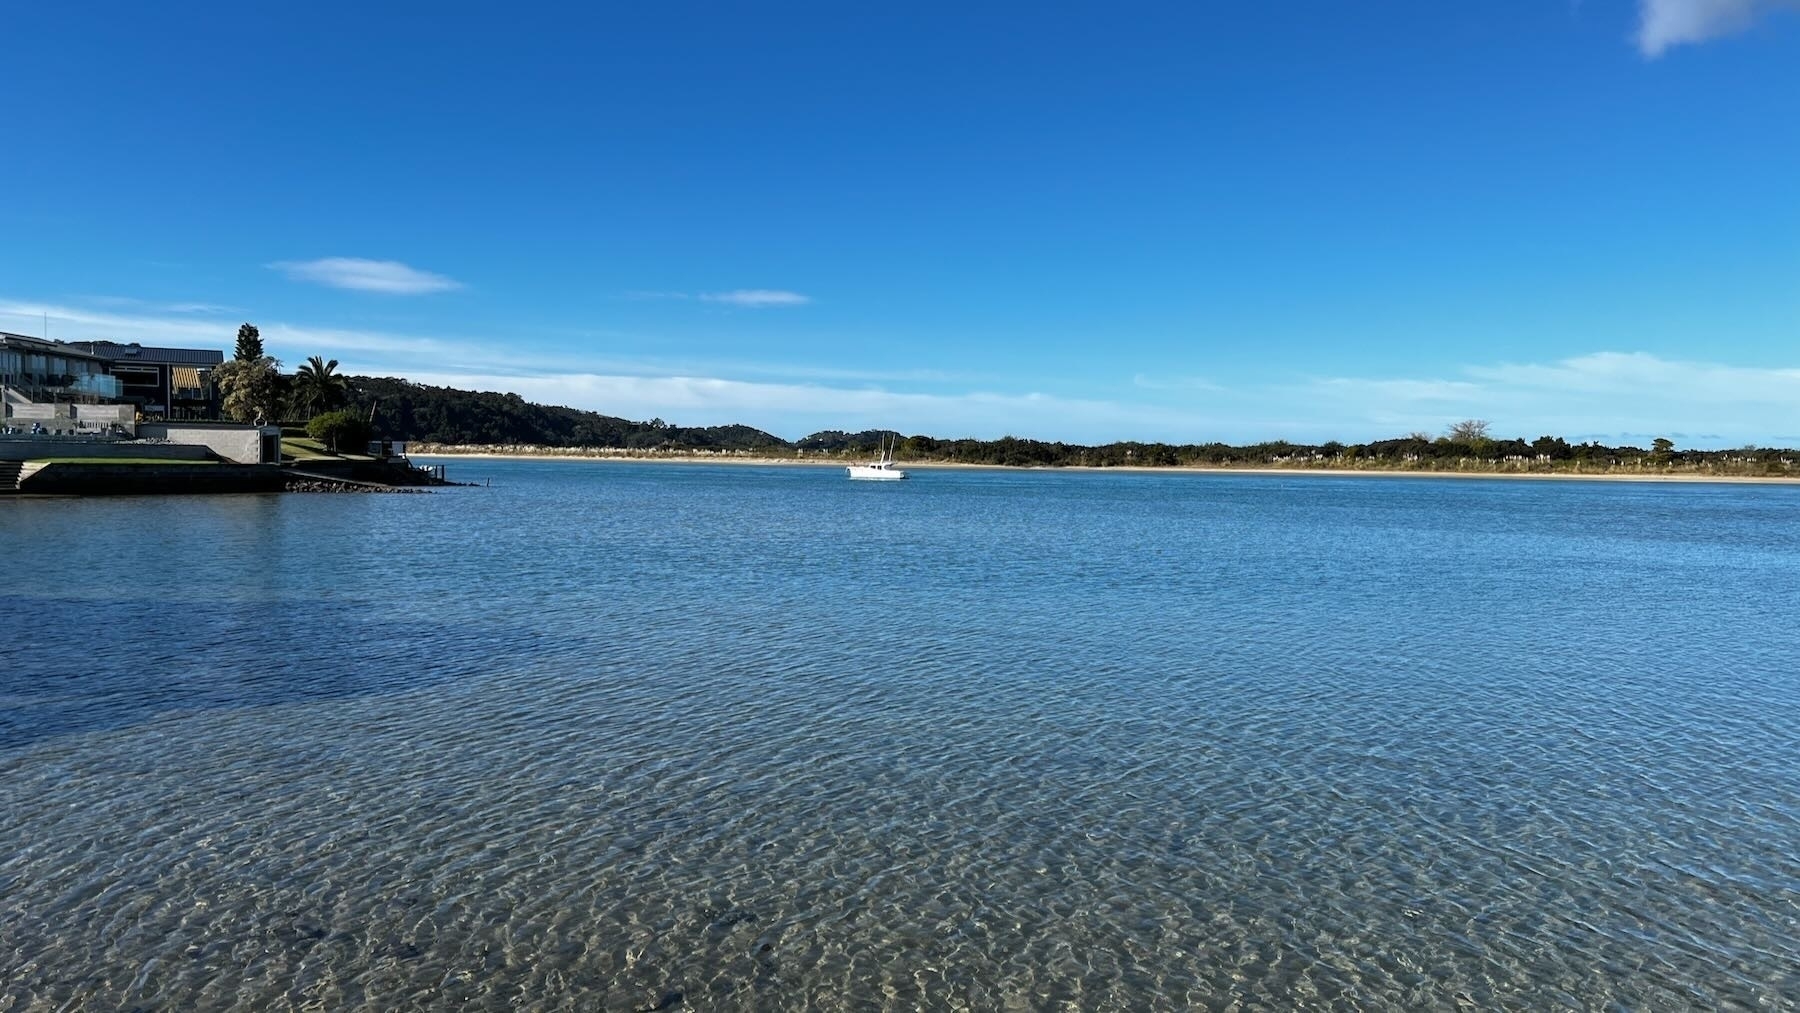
(847, 433, 908, 480)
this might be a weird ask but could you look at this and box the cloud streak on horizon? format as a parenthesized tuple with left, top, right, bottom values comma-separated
(4, 297, 1797, 447)
(1309, 351, 1800, 446)
(1132, 373, 1226, 393)
(699, 289, 811, 308)
(392, 369, 1193, 443)
(625, 289, 814, 308)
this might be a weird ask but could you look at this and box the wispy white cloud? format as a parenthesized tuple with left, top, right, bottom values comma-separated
(1132, 373, 1226, 393)
(699, 289, 811, 308)
(1, 299, 237, 347)
(1310, 352, 1800, 446)
(1636, 0, 1800, 56)
(80, 295, 237, 315)
(0, 298, 834, 382)
(1313, 378, 1485, 402)
(1466, 351, 1800, 400)
(395, 369, 1197, 443)
(268, 257, 461, 295)
(435, 354, 1800, 446)
(617, 289, 812, 308)
(0, 299, 506, 375)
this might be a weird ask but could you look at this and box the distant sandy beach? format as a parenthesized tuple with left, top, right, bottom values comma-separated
(409, 450, 1800, 484)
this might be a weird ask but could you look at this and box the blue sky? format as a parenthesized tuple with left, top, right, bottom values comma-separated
(2, 1, 1796, 446)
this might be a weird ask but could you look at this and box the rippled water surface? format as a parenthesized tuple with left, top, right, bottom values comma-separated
(4, 462, 1799, 1011)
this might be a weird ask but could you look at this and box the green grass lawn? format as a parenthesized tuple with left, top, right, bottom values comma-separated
(282, 437, 340, 461)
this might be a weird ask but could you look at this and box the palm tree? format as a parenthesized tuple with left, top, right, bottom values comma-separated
(291, 356, 350, 418)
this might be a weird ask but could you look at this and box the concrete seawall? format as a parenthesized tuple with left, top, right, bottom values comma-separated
(135, 423, 281, 465)
(21, 463, 287, 495)
(0, 440, 212, 462)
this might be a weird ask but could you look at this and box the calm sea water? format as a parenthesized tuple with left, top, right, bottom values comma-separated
(3, 461, 1798, 1011)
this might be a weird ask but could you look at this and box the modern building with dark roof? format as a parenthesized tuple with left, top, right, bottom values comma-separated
(0, 332, 120, 402)
(59, 340, 225, 418)
(1, 332, 225, 419)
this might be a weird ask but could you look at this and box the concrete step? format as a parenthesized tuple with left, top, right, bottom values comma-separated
(0, 460, 24, 492)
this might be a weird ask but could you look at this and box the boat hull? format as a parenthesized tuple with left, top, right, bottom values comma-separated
(847, 465, 907, 480)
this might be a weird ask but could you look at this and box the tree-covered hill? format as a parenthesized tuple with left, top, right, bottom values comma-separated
(348, 377, 788, 450)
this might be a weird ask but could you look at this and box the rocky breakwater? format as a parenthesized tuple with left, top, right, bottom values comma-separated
(284, 476, 432, 494)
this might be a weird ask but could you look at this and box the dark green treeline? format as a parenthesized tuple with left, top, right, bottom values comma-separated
(349, 376, 1796, 474)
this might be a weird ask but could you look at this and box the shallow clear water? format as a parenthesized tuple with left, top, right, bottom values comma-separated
(3, 462, 1798, 1011)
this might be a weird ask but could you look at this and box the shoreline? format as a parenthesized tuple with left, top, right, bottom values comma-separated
(409, 451, 1800, 484)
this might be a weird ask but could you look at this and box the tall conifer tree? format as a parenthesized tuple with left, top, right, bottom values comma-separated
(234, 323, 263, 361)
